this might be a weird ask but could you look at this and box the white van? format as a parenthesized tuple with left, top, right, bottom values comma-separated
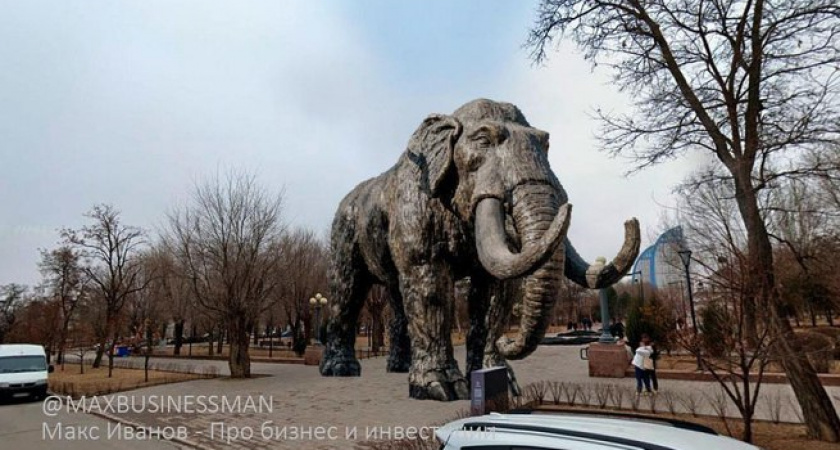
(0, 344, 53, 401)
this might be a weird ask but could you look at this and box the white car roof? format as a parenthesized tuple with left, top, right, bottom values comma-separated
(0, 344, 47, 358)
(437, 413, 760, 450)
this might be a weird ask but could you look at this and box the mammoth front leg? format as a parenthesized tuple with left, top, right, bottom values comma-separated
(465, 276, 491, 379)
(483, 280, 522, 397)
(402, 264, 469, 401)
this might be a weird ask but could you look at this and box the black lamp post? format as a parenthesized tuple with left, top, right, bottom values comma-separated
(628, 270, 645, 304)
(309, 293, 328, 344)
(677, 249, 702, 370)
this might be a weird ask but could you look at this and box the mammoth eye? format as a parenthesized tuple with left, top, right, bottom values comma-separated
(475, 134, 492, 146)
(470, 127, 497, 148)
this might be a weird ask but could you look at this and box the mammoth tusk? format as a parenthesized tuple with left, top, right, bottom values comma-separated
(475, 198, 571, 279)
(584, 218, 641, 288)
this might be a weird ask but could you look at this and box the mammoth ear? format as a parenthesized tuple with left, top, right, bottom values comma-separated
(406, 114, 462, 196)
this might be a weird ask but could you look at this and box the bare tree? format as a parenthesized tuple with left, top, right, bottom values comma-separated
(38, 246, 88, 368)
(529, 0, 840, 439)
(362, 286, 389, 352)
(63, 204, 150, 376)
(0, 284, 27, 344)
(768, 179, 838, 325)
(125, 250, 166, 382)
(274, 228, 328, 355)
(165, 171, 285, 378)
(669, 174, 786, 442)
(142, 247, 193, 355)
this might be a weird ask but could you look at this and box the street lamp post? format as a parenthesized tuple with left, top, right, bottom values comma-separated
(628, 270, 645, 304)
(677, 249, 702, 370)
(309, 293, 328, 344)
(598, 288, 615, 343)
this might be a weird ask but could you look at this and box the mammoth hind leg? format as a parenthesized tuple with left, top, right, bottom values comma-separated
(320, 248, 371, 377)
(386, 284, 411, 373)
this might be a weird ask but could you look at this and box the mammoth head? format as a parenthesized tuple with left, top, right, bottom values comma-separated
(404, 99, 639, 360)
(406, 99, 570, 280)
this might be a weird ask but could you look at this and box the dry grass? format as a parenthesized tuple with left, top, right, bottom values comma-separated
(49, 366, 207, 398)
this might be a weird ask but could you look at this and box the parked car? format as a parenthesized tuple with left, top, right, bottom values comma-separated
(0, 344, 53, 401)
(436, 412, 760, 450)
(540, 330, 601, 346)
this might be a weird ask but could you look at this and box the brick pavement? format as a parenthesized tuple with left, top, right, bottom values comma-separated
(87, 346, 840, 449)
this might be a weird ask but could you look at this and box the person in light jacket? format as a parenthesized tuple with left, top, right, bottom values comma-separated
(632, 334, 653, 396)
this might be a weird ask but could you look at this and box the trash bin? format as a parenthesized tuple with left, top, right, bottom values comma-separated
(116, 346, 129, 357)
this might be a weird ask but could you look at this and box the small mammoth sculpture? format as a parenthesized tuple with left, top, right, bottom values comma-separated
(320, 99, 640, 401)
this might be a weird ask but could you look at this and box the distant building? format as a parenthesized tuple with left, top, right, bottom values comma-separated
(632, 226, 686, 290)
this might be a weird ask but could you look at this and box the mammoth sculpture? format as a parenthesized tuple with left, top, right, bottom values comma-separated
(320, 99, 640, 401)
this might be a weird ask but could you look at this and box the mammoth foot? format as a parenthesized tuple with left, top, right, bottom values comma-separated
(386, 353, 411, 373)
(319, 346, 361, 377)
(408, 364, 469, 401)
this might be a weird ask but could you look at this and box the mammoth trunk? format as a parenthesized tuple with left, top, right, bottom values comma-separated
(496, 184, 564, 360)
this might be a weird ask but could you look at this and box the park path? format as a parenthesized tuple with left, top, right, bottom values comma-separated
(83, 346, 839, 449)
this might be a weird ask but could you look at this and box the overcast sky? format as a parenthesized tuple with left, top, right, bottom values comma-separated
(0, 1, 703, 287)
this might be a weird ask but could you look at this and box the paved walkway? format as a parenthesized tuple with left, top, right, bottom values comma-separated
(75, 345, 840, 449)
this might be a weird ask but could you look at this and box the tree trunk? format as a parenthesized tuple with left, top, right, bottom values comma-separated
(207, 329, 215, 357)
(372, 312, 385, 351)
(228, 316, 251, 378)
(144, 325, 153, 383)
(216, 327, 224, 355)
(94, 314, 117, 369)
(734, 173, 840, 441)
(107, 331, 116, 378)
(173, 319, 184, 356)
(742, 410, 753, 443)
(93, 336, 106, 368)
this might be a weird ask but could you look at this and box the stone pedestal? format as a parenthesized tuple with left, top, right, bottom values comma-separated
(586, 342, 630, 378)
(304, 345, 324, 366)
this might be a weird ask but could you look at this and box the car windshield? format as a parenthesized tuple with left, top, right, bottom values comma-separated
(0, 355, 47, 373)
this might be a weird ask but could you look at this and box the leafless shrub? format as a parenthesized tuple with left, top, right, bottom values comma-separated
(788, 397, 804, 424)
(763, 390, 784, 424)
(594, 384, 612, 409)
(679, 391, 701, 417)
(565, 383, 580, 406)
(629, 390, 641, 411)
(610, 387, 627, 410)
(549, 381, 564, 405)
(578, 384, 592, 407)
(647, 392, 658, 414)
(661, 390, 678, 416)
(707, 389, 733, 437)
(524, 381, 548, 404)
